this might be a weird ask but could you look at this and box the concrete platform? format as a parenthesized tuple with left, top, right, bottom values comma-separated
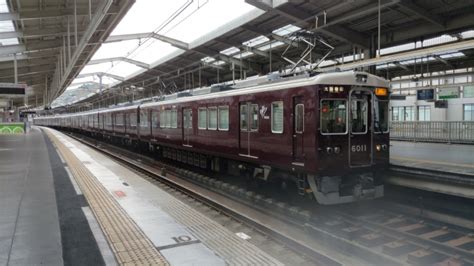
(0, 127, 106, 266)
(0, 126, 286, 265)
(390, 141, 474, 176)
(1, 127, 285, 265)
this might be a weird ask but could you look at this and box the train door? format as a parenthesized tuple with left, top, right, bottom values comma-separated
(348, 89, 373, 167)
(292, 96, 305, 166)
(182, 108, 192, 147)
(239, 102, 259, 158)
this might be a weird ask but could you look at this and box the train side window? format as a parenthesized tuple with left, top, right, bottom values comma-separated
(152, 111, 159, 128)
(140, 110, 149, 128)
(208, 107, 217, 130)
(129, 113, 137, 127)
(250, 104, 259, 131)
(218, 106, 229, 131)
(295, 104, 304, 133)
(159, 111, 165, 128)
(183, 109, 192, 129)
(106, 113, 112, 127)
(320, 99, 347, 134)
(116, 113, 124, 126)
(171, 109, 177, 128)
(198, 107, 207, 129)
(166, 110, 171, 128)
(271, 101, 284, 133)
(240, 104, 248, 131)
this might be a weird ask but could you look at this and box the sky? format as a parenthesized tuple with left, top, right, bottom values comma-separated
(73, 0, 257, 89)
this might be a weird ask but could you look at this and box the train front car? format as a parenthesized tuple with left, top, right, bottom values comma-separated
(309, 71, 390, 205)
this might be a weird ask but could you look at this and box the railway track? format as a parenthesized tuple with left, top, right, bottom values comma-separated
(308, 206, 474, 265)
(63, 131, 474, 266)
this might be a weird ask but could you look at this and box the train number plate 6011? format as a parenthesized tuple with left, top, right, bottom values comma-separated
(351, 144, 367, 152)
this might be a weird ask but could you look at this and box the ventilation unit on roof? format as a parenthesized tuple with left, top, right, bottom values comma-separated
(164, 94, 177, 101)
(267, 73, 281, 81)
(210, 85, 234, 93)
(177, 92, 192, 98)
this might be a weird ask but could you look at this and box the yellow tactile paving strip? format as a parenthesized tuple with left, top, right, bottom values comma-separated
(45, 129, 168, 266)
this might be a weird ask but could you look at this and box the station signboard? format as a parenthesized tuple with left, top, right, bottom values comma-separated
(416, 89, 434, 101)
(438, 87, 459, 99)
(464, 85, 474, 98)
(0, 83, 26, 96)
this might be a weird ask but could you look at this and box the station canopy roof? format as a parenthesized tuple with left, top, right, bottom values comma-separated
(25, 0, 474, 109)
(0, 0, 134, 109)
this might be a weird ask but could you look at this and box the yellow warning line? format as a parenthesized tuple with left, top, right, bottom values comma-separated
(391, 156, 474, 169)
(45, 129, 168, 266)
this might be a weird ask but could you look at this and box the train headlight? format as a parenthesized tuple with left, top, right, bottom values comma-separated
(326, 147, 333, 154)
(382, 144, 388, 151)
(334, 146, 341, 154)
(376, 144, 382, 152)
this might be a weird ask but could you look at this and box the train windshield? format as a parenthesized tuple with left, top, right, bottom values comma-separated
(350, 99, 368, 133)
(321, 100, 347, 134)
(374, 100, 389, 133)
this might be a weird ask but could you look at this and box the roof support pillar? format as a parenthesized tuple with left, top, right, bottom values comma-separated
(63, 35, 67, 69)
(88, 0, 92, 21)
(67, 16, 71, 61)
(13, 53, 17, 83)
(44, 75, 48, 107)
(74, 0, 78, 47)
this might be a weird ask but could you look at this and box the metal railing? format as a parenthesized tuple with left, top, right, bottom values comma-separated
(390, 121, 474, 144)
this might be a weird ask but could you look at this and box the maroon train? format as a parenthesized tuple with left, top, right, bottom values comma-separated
(35, 71, 390, 204)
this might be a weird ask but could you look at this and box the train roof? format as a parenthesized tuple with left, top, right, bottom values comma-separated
(140, 70, 388, 108)
(39, 71, 388, 118)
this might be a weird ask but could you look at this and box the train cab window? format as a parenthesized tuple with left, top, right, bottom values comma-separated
(350, 99, 368, 134)
(218, 106, 229, 131)
(250, 104, 259, 131)
(171, 109, 177, 128)
(240, 104, 248, 131)
(140, 110, 149, 128)
(152, 111, 159, 128)
(375, 100, 389, 133)
(295, 104, 304, 133)
(183, 109, 192, 129)
(271, 101, 284, 133)
(208, 107, 217, 130)
(198, 108, 207, 129)
(129, 113, 137, 127)
(321, 100, 347, 134)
